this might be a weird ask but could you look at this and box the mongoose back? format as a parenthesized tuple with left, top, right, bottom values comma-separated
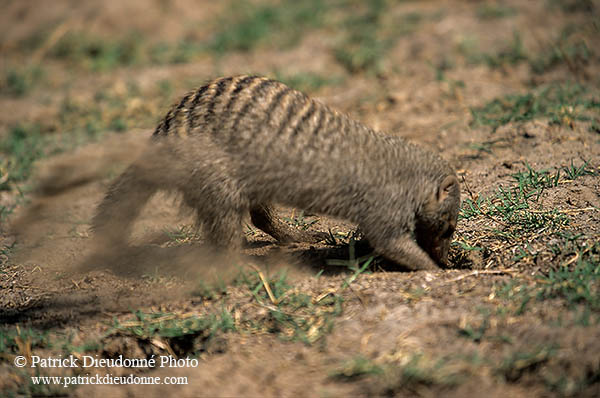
(93, 75, 460, 270)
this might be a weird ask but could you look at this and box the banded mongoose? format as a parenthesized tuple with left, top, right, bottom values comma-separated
(92, 75, 460, 270)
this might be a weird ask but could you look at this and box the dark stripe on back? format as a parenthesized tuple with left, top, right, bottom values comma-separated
(152, 120, 166, 137)
(186, 83, 211, 131)
(263, 85, 291, 126)
(275, 94, 300, 137)
(165, 92, 193, 133)
(161, 108, 175, 135)
(306, 107, 330, 148)
(205, 77, 234, 120)
(222, 76, 268, 134)
(308, 105, 326, 142)
(229, 78, 278, 138)
(222, 76, 258, 116)
(323, 112, 344, 154)
(260, 91, 300, 152)
(288, 100, 317, 147)
(242, 83, 293, 150)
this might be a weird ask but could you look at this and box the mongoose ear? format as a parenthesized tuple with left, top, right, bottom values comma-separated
(437, 175, 458, 203)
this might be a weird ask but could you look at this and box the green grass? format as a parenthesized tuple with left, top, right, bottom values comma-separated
(529, 24, 594, 75)
(483, 31, 527, 69)
(162, 225, 202, 246)
(51, 32, 146, 71)
(510, 163, 561, 191)
(14, 0, 425, 77)
(374, 355, 464, 394)
(0, 81, 165, 201)
(22, 0, 330, 70)
(331, 354, 464, 392)
(283, 210, 319, 231)
(458, 22, 594, 76)
(561, 159, 596, 180)
(107, 309, 235, 356)
(458, 31, 526, 69)
(209, 0, 328, 54)
(459, 163, 571, 234)
(326, 234, 376, 272)
(330, 356, 384, 381)
(458, 160, 596, 272)
(235, 268, 344, 344)
(496, 238, 600, 316)
(333, 0, 410, 74)
(149, 39, 204, 65)
(0, 66, 44, 97)
(470, 83, 600, 132)
(40, 29, 207, 69)
(273, 71, 344, 93)
(458, 308, 491, 343)
(0, 191, 23, 224)
(0, 124, 47, 191)
(54, 82, 160, 143)
(0, 327, 51, 355)
(20, 0, 330, 70)
(499, 345, 556, 382)
(476, 3, 517, 19)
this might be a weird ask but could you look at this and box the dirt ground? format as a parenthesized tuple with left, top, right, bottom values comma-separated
(1, 0, 599, 396)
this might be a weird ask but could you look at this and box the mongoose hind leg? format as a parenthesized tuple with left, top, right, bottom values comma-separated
(200, 209, 246, 250)
(92, 163, 159, 246)
(182, 186, 248, 250)
(250, 204, 327, 244)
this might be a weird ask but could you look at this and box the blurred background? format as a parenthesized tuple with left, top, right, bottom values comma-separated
(1, 0, 597, 147)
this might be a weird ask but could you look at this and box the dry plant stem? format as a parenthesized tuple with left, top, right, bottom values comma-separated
(30, 21, 72, 65)
(246, 263, 278, 305)
(314, 289, 337, 304)
(442, 269, 517, 285)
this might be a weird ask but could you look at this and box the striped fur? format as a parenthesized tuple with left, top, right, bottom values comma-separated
(94, 76, 460, 271)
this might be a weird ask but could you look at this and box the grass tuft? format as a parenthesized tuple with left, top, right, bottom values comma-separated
(330, 356, 384, 381)
(496, 239, 600, 315)
(470, 83, 600, 132)
(209, 0, 327, 54)
(0, 67, 44, 97)
(51, 32, 145, 70)
(273, 71, 343, 93)
(107, 309, 235, 356)
(235, 268, 344, 344)
(476, 3, 517, 19)
(459, 163, 571, 234)
(0, 124, 46, 191)
(499, 346, 556, 382)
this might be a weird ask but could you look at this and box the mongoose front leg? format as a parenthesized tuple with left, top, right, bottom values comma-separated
(380, 234, 440, 271)
(250, 204, 327, 244)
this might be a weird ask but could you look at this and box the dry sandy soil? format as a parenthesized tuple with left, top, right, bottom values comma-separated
(1, 0, 599, 396)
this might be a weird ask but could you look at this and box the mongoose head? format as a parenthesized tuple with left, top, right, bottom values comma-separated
(415, 175, 460, 267)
